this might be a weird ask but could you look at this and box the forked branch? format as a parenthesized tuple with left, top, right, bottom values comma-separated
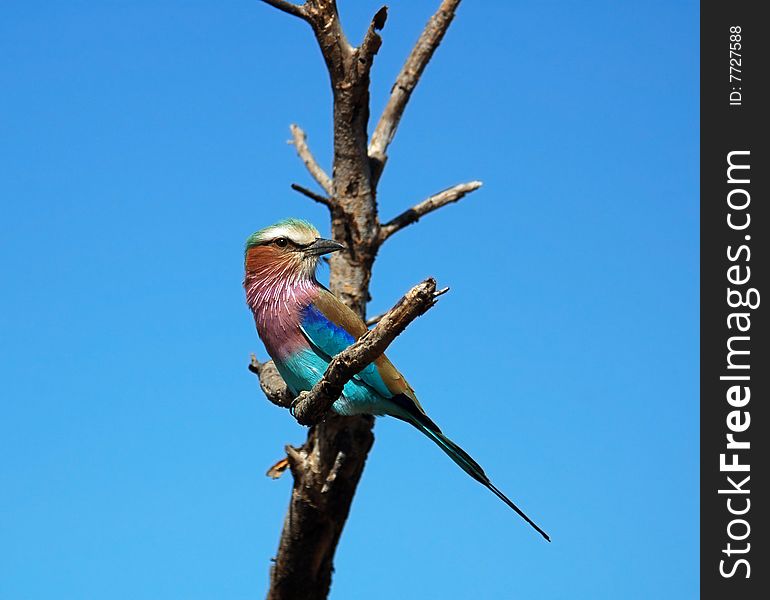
(255, 2, 471, 598)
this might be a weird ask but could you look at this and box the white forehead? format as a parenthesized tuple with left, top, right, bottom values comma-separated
(263, 223, 319, 245)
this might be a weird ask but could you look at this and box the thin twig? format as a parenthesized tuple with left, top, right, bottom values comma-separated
(289, 124, 333, 195)
(259, 0, 308, 20)
(379, 180, 482, 243)
(368, 0, 463, 183)
(365, 312, 385, 327)
(290, 183, 333, 208)
(291, 278, 443, 425)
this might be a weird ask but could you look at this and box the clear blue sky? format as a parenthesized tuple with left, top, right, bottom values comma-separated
(1, 1, 698, 598)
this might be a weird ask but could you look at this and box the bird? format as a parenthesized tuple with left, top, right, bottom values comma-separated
(244, 217, 549, 541)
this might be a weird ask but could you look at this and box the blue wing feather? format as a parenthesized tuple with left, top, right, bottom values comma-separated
(300, 303, 356, 355)
(299, 303, 394, 399)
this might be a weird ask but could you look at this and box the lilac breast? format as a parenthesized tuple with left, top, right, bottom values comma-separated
(245, 275, 318, 361)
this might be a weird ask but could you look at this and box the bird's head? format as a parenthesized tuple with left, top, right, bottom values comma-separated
(244, 218, 345, 282)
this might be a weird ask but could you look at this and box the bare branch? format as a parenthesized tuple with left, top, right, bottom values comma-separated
(259, 0, 308, 20)
(291, 278, 443, 425)
(249, 355, 292, 408)
(289, 124, 333, 195)
(365, 285, 448, 327)
(379, 180, 482, 243)
(290, 183, 333, 207)
(368, 0, 463, 182)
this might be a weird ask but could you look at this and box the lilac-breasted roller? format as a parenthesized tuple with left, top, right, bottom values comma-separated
(244, 218, 549, 541)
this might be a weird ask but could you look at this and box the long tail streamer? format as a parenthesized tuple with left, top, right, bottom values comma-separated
(416, 421, 550, 542)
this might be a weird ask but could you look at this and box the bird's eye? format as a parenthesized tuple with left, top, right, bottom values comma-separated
(274, 237, 289, 248)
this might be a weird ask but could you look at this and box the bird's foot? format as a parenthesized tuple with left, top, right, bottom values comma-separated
(289, 391, 310, 419)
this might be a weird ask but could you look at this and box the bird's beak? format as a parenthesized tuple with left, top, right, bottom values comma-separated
(305, 238, 345, 256)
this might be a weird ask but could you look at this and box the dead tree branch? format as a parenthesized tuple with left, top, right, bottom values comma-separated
(260, 0, 308, 20)
(255, 2, 471, 599)
(379, 180, 482, 243)
(291, 278, 442, 425)
(290, 183, 333, 207)
(289, 124, 333, 195)
(368, 0, 462, 183)
(249, 355, 292, 408)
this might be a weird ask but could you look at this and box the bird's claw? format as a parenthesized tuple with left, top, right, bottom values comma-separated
(289, 391, 310, 418)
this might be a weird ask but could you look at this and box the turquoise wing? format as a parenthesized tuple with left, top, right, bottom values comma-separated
(299, 301, 394, 399)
